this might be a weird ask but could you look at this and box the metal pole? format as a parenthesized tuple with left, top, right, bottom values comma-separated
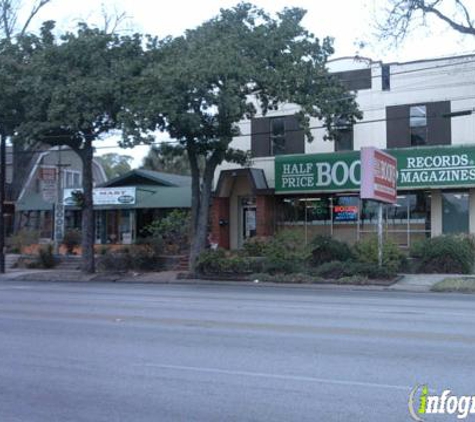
(0, 131, 5, 273)
(378, 202, 383, 267)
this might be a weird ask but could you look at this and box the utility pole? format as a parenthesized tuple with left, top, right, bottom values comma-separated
(53, 146, 69, 255)
(0, 130, 6, 273)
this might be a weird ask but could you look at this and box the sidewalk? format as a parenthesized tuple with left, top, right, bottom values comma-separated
(0, 268, 469, 292)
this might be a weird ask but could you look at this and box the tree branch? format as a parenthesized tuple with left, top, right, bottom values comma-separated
(19, 0, 52, 37)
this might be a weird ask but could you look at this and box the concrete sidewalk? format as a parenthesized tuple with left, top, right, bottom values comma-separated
(0, 268, 470, 292)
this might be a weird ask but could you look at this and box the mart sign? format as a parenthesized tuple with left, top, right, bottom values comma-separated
(275, 145, 475, 193)
(360, 147, 397, 203)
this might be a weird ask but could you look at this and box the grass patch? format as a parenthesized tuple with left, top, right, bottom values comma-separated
(431, 277, 475, 293)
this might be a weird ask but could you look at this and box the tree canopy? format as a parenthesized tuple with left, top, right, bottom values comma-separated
(15, 22, 145, 272)
(96, 153, 133, 180)
(122, 3, 361, 271)
(141, 144, 205, 176)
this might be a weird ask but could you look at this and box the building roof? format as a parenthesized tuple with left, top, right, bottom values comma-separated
(102, 169, 192, 188)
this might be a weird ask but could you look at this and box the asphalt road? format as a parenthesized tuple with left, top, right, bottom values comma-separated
(0, 281, 474, 422)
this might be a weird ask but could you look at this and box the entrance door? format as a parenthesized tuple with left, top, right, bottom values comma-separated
(240, 197, 256, 247)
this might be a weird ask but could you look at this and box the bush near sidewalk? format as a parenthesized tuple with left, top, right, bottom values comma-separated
(412, 235, 475, 274)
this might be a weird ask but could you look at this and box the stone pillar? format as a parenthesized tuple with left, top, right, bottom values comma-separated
(211, 197, 230, 249)
(256, 195, 275, 237)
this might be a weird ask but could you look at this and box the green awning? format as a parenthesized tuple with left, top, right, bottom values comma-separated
(17, 185, 191, 211)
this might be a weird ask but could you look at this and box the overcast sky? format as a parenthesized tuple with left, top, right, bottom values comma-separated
(22, 0, 475, 166)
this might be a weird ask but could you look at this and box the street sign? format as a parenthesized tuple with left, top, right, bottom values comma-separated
(360, 147, 397, 204)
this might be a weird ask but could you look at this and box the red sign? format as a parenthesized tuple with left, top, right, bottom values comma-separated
(360, 147, 397, 204)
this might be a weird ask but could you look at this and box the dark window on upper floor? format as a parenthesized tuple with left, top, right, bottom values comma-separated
(382, 64, 390, 91)
(334, 120, 354, 152)
(251, 115, 304, 157)
(410, 105, 427, 146)
(333, 68, 372, 91)
(386, 101, 451, 148)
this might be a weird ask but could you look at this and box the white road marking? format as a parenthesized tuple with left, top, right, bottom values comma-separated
(143, 363, 410, 391)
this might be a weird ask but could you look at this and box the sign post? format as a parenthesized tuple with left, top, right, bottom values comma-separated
(360, 147, 398, 267)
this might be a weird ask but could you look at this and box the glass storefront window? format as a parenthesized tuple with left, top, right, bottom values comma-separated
(276, 191, 431, 247)
(442, 192, 469, 234)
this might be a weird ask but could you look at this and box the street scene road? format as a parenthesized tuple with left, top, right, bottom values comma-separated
(0, 281, 474, 421)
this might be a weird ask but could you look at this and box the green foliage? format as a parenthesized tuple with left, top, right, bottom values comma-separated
(313, 261, 347, 279)
(353, 236, 406, 272)
(7, 229, 39, 253)
(95, 153, 133, 180)
(309, 235, 353, 266)
(242, 237, 270, 257)
(38, 244, 56, 269)
(143, 210, 191, 254)
(97, 247, 163, 272)
(263, 231, 310, 274)
(313, 260, 396, 280)
(409, 239, 426, 259)
(417, 235, 475, 274)
(431, 277, 475, 293)
(141, 144, 205, 176)
(196, 249, 262, 274)
(62, 229, 82, 254)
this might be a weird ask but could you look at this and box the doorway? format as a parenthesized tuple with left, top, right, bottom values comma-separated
(240, 197, 256, 247)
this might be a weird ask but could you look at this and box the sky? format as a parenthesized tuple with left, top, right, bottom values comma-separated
(22, 0, 475, 167)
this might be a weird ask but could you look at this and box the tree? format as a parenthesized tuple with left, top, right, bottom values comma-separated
(141, 143, 204, 176)
(96, 153, 133, 180)
(16, 22, 145, 273)
(0, 0, 52, 273)
(377, 0, 475, 43)
(122, 3, 361, 272)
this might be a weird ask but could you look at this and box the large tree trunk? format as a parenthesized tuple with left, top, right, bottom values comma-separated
(77, 139, 95, 273)
(188, 154, 219, 275)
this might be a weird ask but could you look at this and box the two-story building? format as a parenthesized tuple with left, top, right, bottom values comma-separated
(212, 54, 475, 249)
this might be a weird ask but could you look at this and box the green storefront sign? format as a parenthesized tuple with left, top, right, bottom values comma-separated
(275, 145, 475, 193)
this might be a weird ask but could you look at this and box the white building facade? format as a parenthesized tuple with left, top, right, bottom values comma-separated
(211, 54, 475, 249)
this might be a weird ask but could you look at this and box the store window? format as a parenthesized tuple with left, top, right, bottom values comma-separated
(410, 105, 427, 146)
(276, 191, 431, 247)
(442, 192, 469, 234)
(334, 119, 354, 152)
(251, 115, 304, 157)
(270, 118, 286, 156)
(64, 170, 81, 188)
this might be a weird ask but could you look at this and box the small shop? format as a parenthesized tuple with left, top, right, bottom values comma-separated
(17, 169, 191, 244)
(212, 144, 475, 249)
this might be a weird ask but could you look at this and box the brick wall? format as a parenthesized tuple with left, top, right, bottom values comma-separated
(256, 195, 275, 237)
(210, 197, 230, 249)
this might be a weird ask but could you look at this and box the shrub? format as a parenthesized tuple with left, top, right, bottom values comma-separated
(7, 229, 39, 253)
(38, 244, 57, 269)
(314, 261, 347, 279)
(345, 262, 396, 280)
(417, 235, 475, 274)
(353, 236, 406, 272)
(309, 235, 352, 267)
(313, 261, 396, 280)
(62, 229, 82, 254)
(196, 249, 261, 274)
(195, 249, 227, 274)
(97, 247, 163, 272)
(242, 237, 269, 257)
(263, 230, 310, 274)
(143, 210, 190, 254)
